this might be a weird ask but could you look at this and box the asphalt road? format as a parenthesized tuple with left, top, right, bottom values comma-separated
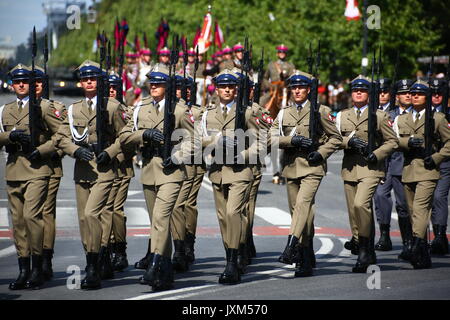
(0, 93, 449, 302)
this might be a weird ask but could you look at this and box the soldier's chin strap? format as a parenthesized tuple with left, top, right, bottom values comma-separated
(68, 104, 89, 143)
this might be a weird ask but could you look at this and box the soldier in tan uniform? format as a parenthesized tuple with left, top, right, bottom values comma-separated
(203, 46, 235, 77)
(56, 61, 124, 289)
(272, 71, 342, 277)
(199, 69, 258, 284)
(33, 66, 67, 281)
(104, 73, 135, 272)
(393, 80, 450, 269)
(335, 75, 398, 273)
(120, 64, 193, 291)
(1, 65, 61, 290)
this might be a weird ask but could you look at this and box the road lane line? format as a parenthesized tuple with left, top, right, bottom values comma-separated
(0, 208, 9, 228)
(0, 245, 16, 258)
(126, 284, 217, 300)
(327, 238, 351, 263)
(316, 237, 334, 257)
(254, 207, 291, 226)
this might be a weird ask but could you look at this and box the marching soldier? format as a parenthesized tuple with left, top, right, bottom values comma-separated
(272, 71, 342, 277)
(373, 79, 412, 255)
(198, 69, 258, 284)
(393, 79, 450, 268)
(34, 66, 67, 280)
(158, 47, 171, 67)
(336, 75, 398, 273)
(56, 60, 124, 289)
(429, 78, 450, 254)
(233, 43, 245, 69)
(1, 64, 61, 290)
(104, 73, 135, 272)
(203, 46, 235, 77)
(119, 63, 192, 291)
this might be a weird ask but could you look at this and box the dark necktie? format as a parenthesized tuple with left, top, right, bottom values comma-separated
(87, 99, 93, 115)
(297, 105, 302, 117)
(415, 112, 420, 123)
(356, 108, 361, 120)
(222, 106, 228, 119)
(18, 100, 23, 113)
(155, 103, 160, 115)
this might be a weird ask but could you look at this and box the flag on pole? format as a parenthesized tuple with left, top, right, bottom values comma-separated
(134, 34, 141, 53)
(344, 0, 360, 21)
(114, 18, 121, 51)
(196, 7, 212, 54)
(121, 18, 129, 47)
(192, 26, 201, 48)
(155, 18, 170, 52)
(214, 21, 224, 49)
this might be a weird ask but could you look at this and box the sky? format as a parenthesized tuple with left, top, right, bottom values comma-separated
(0, 0, 95, 47)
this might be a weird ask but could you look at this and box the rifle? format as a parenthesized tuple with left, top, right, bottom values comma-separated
(182, 39, 188, 102)
(235, 37, 250, 132)
(95, 32, 108, 156)
(309, 40, 321, 150)
(162, 35, 179, 167)
(117, 35, 125, 104)
(442, 61, 450, 122)
(29, 27, 39, 149)
(307, 42, 313, 75)
(43, 33, 50, 100)
(190, 46, 199, 105)
(388, 52, 399, 111)
(253, 48, 264, 104)
(424, 53, 435, 158)
(367, 47, 380, 155)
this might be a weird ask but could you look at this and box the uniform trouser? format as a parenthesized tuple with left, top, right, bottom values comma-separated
(185, 169, 205, 235)
(171, 178, 195, 241)
(75, 180, 113, 253)
(43, 176, 61, 250)
(143, 184, 157, 238)
(111, 176, 132, 243)
(343, 177, 380, 239)
(151, 182, 183, 257)
(101, 179, 120, 247)
(431, 165, 450, 225)
(373, 173, 409, 225)
(245, 169, 263, 241)
(212, 180, 251, 250)
(7, 178, 49, 257)
(404, 180, 438, 239)
(287, 175, 322, 245)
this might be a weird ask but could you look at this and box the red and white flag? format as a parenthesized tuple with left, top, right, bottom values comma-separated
(196, 8, 213, 54)
(344, 0, 360, 21)
(214, 21, 224, 49)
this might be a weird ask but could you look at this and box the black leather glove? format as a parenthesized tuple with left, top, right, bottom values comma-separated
(424, 156, 436, 170)
(9, 130, 31, 145)
(162, 157, 176, 169)
(366, 152, 378, 164)
(291, 135, 313, 149)
(348, 136, 368, 150)
(74, 147, 94, 162)
(96, 151, 111, 165)
(408, 137, 424, 149)
(143, 129, 164, 143)
(307, 151, 323, 165)
(27, 149, 41, 161)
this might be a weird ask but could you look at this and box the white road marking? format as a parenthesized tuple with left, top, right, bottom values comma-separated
(315, 237, 334, 256)
(327, 238, 351, 263)
(126, 284, 217, 300)
(0, 245, 16, 258)
(127, 191, 143, 196)
(0, 208, 9, 228)
(254, 207, 291, 226)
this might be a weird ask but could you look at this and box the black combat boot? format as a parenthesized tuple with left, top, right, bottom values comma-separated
(185, 232, 196, 263)
(398, 217, 413, 261)
(410, 237, 432, 269)
(42, 249, 54, 280)
(113, 242, 129, 271)
(110, 242, 117, 268)
(344, 236, 359, 255)
(246, 231, 257, 259)
(309, 238, 316, 268)
(81, 252, 101, 290)
(375, 224, 392, 251)
(294, 246, 313, 277)
(9, 257, 30, 290)
(135, 239, 152, 269)
(431, 225, 449, 255)
(139, 252, 158, 285)
(172, 240, 189, 273)
(98, 246, 114, 280)
(237, 243, 249, 274)
(24, 255, 45, 289)
(278, 235, 299, 264)
(219, 248, 241, 285)
(352, 236, 375, 273)
(152, 255, 174, 291)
